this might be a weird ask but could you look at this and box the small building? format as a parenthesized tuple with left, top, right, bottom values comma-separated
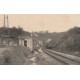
(0, 35, 18, 46)
(19, 36, 33, 51)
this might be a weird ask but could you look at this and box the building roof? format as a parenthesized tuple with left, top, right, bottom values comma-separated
(1, 35, 15, 38)
(19, 36, 32, 40)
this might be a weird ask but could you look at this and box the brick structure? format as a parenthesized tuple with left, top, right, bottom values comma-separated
(19, 36, 33, 51)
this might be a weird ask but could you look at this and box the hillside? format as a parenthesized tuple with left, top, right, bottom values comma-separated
(58, 27, 80, 52)
(34, 31, 64, 48)
(45, 27, 80, 56)
(0, 46, 32, 65)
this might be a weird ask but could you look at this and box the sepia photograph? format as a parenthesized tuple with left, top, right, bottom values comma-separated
(1, 0, 80, 80)
(0, 14, 80, 65)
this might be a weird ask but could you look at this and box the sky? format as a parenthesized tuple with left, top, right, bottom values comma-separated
(0, 14, 80, 32)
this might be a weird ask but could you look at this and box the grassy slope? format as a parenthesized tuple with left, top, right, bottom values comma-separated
(0, 46, 32, 65)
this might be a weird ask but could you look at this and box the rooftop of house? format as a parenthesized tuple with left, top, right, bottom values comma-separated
(0, 35, 15, 38)
(19, 36, 32, 40)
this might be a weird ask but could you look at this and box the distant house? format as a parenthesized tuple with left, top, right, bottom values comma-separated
(0, 35, 18, 46)
(19, 36, 33, 51)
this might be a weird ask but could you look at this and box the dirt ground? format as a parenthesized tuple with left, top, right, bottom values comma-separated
(25, 48, 64, 65)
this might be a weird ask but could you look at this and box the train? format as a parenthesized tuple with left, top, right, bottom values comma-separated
(45, 39, 53, 49)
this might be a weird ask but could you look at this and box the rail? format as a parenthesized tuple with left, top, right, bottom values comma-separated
(42, 49, 80, 65)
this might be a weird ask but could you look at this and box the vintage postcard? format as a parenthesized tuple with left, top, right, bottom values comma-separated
(0, 14, 80, 65)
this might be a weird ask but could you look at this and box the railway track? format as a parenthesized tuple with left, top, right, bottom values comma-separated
(42, 49, 80, 65)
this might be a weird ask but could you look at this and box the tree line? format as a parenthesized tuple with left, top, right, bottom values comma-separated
(0, 26, 30, 38)
(45, 27, 80, 55)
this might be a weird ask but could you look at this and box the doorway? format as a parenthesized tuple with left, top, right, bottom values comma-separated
(24, 40, 27, 47)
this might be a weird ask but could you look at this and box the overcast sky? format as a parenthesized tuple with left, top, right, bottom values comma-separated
(0, 14, 80, 32)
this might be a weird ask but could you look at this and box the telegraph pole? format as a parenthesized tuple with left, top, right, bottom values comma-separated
(3, 15, 9, 28)
(3, 15, 9, 35)
(31, 32, 34, 53)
